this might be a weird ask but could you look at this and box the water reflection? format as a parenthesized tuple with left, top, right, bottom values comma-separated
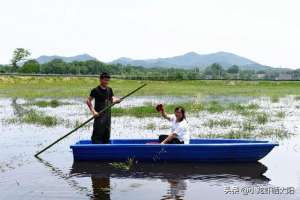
(71, 162, 269, 199)
(90, 176, 111, 200)
(161, 179, 186, 200)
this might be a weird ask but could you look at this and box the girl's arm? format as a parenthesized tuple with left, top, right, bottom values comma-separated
(159, 109, 171, 121)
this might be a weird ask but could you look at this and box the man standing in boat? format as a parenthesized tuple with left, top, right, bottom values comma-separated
(86, 72, 121, 144)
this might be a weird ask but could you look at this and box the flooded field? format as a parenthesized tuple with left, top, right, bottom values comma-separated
(1, 96, 300, 199)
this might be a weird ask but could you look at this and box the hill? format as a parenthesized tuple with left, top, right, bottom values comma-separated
(111, 51, 270, 70)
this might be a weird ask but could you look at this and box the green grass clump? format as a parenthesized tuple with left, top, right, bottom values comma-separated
(206, 101, 225, 113)
(257, 128, 292, 139)
(201, 130, 252, 139)
(242, 120, 256, 132)
(145, 122, 156, 130)
(204, 119, 233, 128)
(26, 99, 66, 108)
(228, 103, 259, 116)
(22, 110, 58, 127)
(276, 111, 285, 118)
(109, 158, 134, 171)
(255, 112, 268, 124)
(295, 96, 300, 101)
(271, 96, 280, 103)
(7, 109, 58, 127)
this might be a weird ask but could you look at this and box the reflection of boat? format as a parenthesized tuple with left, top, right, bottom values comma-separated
(71, 162, 269, 183)
(70, 139, 278, 162)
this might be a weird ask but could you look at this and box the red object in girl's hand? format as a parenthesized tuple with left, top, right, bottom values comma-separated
(156, 104, 164, 112)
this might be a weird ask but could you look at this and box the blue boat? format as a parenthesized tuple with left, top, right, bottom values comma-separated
(70, 139, 278, 162)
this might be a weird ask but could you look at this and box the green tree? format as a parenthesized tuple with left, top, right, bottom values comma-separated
(227, 65, 239, 74)
(42, 59, 66, 74)
(240, 70, 255, 80)
(205, 63, 224, 79)
(18, 59, 40, 73)
(292, 69, 300, 80)
(11, 48, 31, 70)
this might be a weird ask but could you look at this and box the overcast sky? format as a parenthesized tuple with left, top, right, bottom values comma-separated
(1, 0, 300, 68)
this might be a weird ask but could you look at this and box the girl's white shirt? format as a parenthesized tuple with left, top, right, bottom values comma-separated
(168, 115, 190, 144)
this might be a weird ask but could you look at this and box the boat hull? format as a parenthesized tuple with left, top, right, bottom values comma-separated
(70, 139, 278, 162)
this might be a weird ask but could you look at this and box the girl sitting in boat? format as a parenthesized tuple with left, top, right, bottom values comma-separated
(157, 105, 190, 144)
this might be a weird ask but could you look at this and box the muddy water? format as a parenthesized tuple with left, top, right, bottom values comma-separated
(1, 97, 300, 200)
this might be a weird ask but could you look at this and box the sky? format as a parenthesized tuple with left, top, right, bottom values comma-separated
(0, 0, 300, 68)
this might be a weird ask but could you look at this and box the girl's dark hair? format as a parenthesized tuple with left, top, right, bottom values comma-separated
(174, 106, 186, 122)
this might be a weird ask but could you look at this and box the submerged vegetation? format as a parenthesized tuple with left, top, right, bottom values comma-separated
(276, 111, 286, 118)
(7, 109, 58, 127)
(271, 96, 280, 103)
(200, 127, 292, 140)
(25, 99, 62, 108)
(22, 110, 58, 127)
(203, 119, 233, 128)
(201, 131, 252, 139)
(22, 99, 72, 108)
(109, 158, 135, 171)
(258, 128, 292, 139)
(295, 96, 300, 101)
(255, 112, 268, 125)
(7, 99, 59, 127)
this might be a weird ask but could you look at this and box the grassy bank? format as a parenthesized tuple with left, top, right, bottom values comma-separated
(1, 75, 300, 98)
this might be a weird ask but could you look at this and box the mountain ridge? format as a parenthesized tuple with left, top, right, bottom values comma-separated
(111, 51, 270, 70)
(35, 51, 271, 70)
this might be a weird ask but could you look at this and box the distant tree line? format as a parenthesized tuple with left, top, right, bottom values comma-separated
(1, 48, 300, 80)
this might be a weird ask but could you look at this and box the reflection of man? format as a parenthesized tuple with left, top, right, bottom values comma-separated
(86, 72, 121, 144)
(161, 179, 187, 200)
(91, 176, 110, 200)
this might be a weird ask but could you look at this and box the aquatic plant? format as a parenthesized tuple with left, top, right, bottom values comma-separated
(26, 99, 67, 108)
(275, 111, 285, 118)
(271, 96, 279, 103)
(257, 128, 292, 139)
(228, 103, 259, 116)
(145, 122, 156, 130)
(7, 109, 59, 127)
(109, 158, 134, 171)
(22, 110, 58, 127)
(255, 112, 268, 125)
(294, 96, 300, 101)
(242, 120, 256, 132)
(206, 101, 225, 113)
(200, 130, 252, 139)
(203, 119, 233, 129)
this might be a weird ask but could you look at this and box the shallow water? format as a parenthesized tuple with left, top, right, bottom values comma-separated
(1, 96, 300, 199)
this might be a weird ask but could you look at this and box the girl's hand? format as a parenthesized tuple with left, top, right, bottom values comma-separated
(156, 104, 164, 112)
